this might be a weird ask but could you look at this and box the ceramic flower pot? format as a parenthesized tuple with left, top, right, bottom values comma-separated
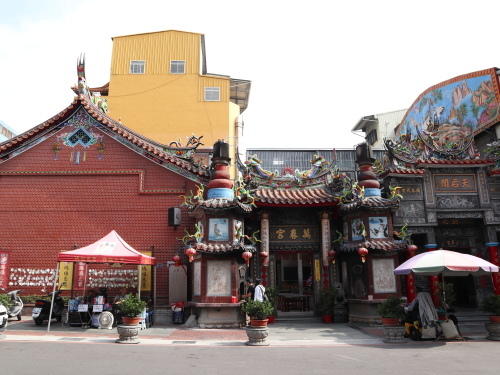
(250, 318, 269, 327)
(122, 316, 141, 326)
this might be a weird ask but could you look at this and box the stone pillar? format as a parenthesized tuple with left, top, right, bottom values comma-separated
(297, 253, 303, 295)
(486, 242, 500, 295)
(260, 212, 269, 287)
(321, 212, 330, 267)
(321, 212, 330, 288)
(425, 243, 440, 306)
(406, 245, 418, 303)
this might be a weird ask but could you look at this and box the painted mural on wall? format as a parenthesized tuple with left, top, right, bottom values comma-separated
(386, 68, 500, 165)
(208, 218, 229, 241)
(368, 217, 388, 238)
(399, 68, 500, 137)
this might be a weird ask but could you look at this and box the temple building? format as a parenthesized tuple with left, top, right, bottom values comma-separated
(1, 28, 500, 326)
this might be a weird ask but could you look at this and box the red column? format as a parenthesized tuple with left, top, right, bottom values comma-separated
(406, 245, 418, 302)
(486, 242, 500, 295)
(425, 244, 440, 306)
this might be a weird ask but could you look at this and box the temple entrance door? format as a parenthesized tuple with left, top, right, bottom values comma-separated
(445, 275, 477, 308)
(275, 252, 314, 314)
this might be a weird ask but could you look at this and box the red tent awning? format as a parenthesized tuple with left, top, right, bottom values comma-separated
(57, 230, 156, 265)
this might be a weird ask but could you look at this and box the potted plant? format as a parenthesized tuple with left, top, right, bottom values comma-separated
(480, 293, 500, 341)
(377, 296, 406, 325)
(265, 287, 278, 323)
(241, 299, 274, 326)
(481, 294, 500, 321)
(119, 294, 147, 326)
(316, 287, 337, 323)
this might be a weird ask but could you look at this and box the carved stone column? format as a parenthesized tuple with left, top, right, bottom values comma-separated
(321, 212, 330, 267)
(260, 212, 269, 286)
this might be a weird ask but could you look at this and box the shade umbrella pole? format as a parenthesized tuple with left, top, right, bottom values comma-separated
(138, 265, 142, 299)
(47, 262, 60, 333)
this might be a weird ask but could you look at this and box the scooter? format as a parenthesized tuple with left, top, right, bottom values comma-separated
(0, 301, 7, 333)
(32, 289, 65, 326)
(6, 289, 23, 321)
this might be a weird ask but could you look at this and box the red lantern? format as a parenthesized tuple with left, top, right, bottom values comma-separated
(242, 250, 253, 265)
(328, 250, 336, 264)
(407, 244, 418, 256)
(185, 247, 196, 262)
(173, 255, 181, 266)
(358, 247, 368, 263)
(260, 251, 269, 267)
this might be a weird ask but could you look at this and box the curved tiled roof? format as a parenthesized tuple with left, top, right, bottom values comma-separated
(339, 196, 399, 213)
(189, 198, 253, 213)
(340, 240, 406, 252)
(0, 94, 210, 179)
(416, 158, 493, 166)
(255, 186, 338, 206)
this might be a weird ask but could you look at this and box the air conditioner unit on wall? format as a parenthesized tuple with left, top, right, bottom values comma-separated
(168, 207, 181, 226)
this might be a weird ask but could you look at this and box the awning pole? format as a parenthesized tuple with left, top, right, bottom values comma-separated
(138, 265, 142, 298)
(47, 262, 60, 332)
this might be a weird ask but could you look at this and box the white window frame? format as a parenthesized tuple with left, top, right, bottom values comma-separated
(129, 60, 145, 74)
(204, 87, 220, 101)
(170, 60, 185, 74)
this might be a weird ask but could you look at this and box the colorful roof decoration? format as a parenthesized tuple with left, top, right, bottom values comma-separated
(0, 56, 210, 184)
(382, 68, 500, 172)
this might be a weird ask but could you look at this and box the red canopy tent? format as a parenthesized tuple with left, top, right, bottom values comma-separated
(48, 230, 156, 331)
(57, 230, 156, 265)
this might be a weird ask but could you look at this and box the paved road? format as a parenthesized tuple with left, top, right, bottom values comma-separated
(2, 340, 500, 375)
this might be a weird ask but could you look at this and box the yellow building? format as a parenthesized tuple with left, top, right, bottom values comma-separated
(96, 30, 251, 177)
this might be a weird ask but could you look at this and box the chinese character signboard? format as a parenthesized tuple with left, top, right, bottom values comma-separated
(0, 251, 9, 289)
(269, 225, 319, 243)
(58, 262, 74, 289)
(434, 174, 476, 193)
(139, 251, 152, 291)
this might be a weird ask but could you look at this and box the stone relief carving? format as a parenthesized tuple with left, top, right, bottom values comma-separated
(436, 195, 477, 209)
(485, 210, 495, 223)
(396, 201, 425, 217)
(436, 212, 482, 219)
(427, 212, 436, 222)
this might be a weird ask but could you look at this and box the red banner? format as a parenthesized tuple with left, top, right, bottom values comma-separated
(0, 251, 10, 289)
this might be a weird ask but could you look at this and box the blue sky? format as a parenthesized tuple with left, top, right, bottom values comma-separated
(1, 0, 500, 150)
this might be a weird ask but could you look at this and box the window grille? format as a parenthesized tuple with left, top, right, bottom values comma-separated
(130, 60, 145, 74)
(170, 60, 185, 74)
(68, 128, 92, 146)
(204, 87, 220, 101)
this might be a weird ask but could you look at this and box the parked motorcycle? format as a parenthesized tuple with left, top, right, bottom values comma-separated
(32, 289, 65, 326)
(0, 301, 7, 333)
(6, 289, 23, 321)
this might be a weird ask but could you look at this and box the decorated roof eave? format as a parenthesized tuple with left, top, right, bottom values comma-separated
(0, 95, 211, 184)
(339, 196, 400, 214)
(415, 158, 494, 168)
(192, 242, 257, 254)
(254, 200, 339, 208)
(339, 240, 407, 252)
(188, 198, 254, 214)
(379, 168, 425, 178)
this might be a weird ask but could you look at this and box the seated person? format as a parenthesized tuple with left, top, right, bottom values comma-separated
(114, 288, 129, 304)
(86, 290, 97, 304)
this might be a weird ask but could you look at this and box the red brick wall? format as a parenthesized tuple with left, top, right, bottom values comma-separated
(0, 126, 200, 303)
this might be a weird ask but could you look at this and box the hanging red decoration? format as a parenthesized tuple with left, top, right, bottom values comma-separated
(173, 255, 181, 266)
(407, 244, 418, 256)
(242, 251, 253, 265)
(358, 247, 368, 263)
(185, 247, 196, 262)
(328, 250, 336, 264)
(260, 251, 269, 267)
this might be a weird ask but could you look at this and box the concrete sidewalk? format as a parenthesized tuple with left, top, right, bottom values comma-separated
(0, 313, 492, 346)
